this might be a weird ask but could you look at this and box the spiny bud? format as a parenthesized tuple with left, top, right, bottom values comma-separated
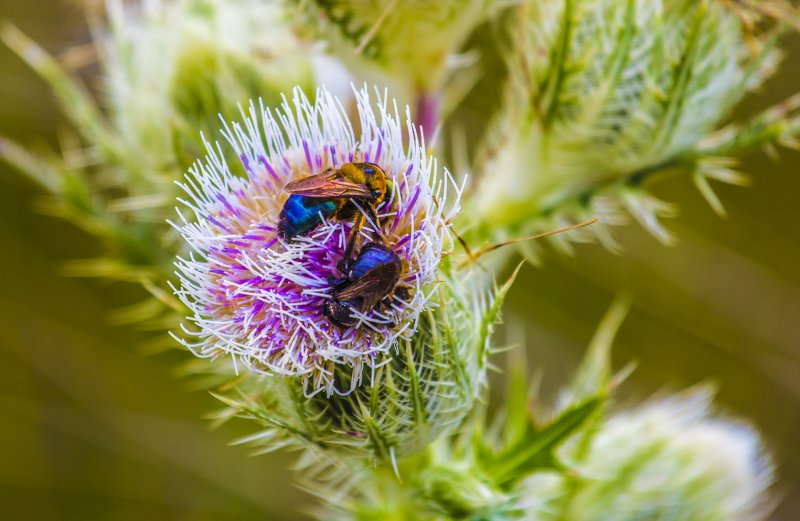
(213, 269, 502, 463)
(473, 0, 782, 245)
(519, 390, 774, 520)
(102, 0, 314, 174)
(416, 464, 511, 518)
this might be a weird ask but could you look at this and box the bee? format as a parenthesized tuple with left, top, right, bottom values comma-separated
(279, 162, 390, 272)
(323, 242, 407, 329)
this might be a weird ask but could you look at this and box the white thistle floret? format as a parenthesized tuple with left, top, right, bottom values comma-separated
(519, 389, 774, 520)
(170, 85, 462, 394)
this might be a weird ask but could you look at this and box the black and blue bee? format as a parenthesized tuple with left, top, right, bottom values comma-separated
(323, 242, 408, 329)
(278, 162, 391, 272)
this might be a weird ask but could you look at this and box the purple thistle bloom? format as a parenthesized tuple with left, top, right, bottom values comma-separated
(171, 86, 462, 395)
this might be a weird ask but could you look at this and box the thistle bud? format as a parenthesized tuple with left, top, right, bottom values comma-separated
(519, 390, 774, 520)
(101, 0, 314, 175)
(474, 0, 782, 243)
(417, 464, 511, 518)
(213, 270, 499, 462)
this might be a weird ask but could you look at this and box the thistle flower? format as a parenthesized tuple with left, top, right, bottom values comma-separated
(519, 390, 774, 520)
(172, 85, 462, 395)
(471, 0, 788, 247)
(100, 0, 315, 181)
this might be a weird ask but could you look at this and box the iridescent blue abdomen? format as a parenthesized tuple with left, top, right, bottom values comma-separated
(350, 243, 402, 279)
(278, 195, 340, 239)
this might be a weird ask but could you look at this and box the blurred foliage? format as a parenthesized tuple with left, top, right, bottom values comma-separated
(0, 0, 799, 520)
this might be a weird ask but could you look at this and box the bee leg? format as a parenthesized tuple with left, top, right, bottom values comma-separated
(338, 213, 365, 274)
(379, 298, 397, 328)
(366, 204, 381, 234)
(383, 306, 397, 328)
(393, 286, 410, 303)
(327, 276, 350, 291)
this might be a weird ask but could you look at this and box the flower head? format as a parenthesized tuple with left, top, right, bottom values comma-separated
(520, 390, 774, 520)
(102, 0, 314, 177)
(472, 0, 783, 247)
(172, 86, 461, 394)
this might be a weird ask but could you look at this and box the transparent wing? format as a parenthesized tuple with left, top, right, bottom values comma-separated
(334, 263, 400, 311)
(284, 170, 372, 198)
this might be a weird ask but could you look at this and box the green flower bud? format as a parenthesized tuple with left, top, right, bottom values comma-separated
(211, 268, 507, 463)
(473, 0, 782, 241)
(518, 390, 774, 520)
(417, 464, 512, 519)
(102, 0, 314, 177)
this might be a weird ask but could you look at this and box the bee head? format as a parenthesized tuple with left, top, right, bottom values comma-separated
(323, 298, 359, 329)
(360, 162, 388, 203)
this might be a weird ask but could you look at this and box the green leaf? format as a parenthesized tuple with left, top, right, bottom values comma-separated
(477, 262, 524, 362)
(486, 396, 604, 487)
(499, 347, 531, 447)
(570, 295, 631, 400)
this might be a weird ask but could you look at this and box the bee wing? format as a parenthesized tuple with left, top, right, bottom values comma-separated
(285, 170, 373, 198)
(334, 263, 400, 312)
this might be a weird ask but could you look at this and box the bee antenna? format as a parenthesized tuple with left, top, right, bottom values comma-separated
(459, 217, 599, 268)
(451, 226, 491, 273)
(451, 227, 477, 262)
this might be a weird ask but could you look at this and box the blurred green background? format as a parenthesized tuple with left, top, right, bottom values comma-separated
(0, 1, 798, 520)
